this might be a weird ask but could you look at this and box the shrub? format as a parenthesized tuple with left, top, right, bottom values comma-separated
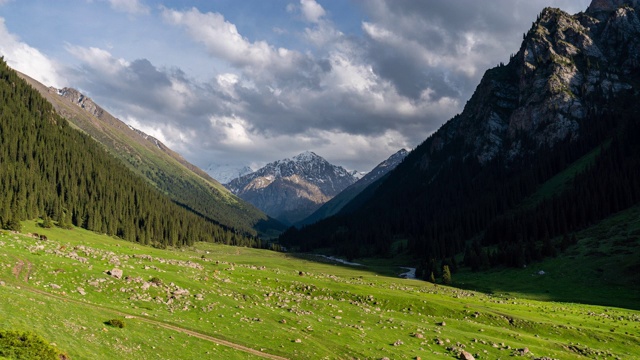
(41, 216, 53, 229)
(149, 277, 162, 286)
(0, 329, 67, 360)
(3, 218, 21, 232)
(105, 319, 125, 328)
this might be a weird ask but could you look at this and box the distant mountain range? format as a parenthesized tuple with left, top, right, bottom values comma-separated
(17, 73, 284, 237)
(226, 151, 358, 225)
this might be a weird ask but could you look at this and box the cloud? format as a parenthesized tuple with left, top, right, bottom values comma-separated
(60, 5, 468, 171)
(358, 0, 591, 102)
(0, 18, 64, 88)
(300, 0, 326, 23)
(45, 1, 593, 172)
(108, 0, 149, 14)
(161, 7, 282, 69)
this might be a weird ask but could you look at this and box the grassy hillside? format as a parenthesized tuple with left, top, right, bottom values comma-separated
(0, 221, 637, 359)
(456, 204, 640, 311)
(16, 71, 283, 238)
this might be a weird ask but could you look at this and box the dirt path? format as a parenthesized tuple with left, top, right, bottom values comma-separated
(11, 283, 289, 360)
(11, 258, 33, 282)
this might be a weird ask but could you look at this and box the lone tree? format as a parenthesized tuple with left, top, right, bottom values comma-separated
(442, 265, 452, 285)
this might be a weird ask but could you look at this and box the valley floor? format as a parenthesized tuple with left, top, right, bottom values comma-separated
(0, 221, 639, 359)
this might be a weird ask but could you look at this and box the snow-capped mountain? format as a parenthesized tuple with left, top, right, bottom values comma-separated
(226, 151, 358, 225)
(205, 164, 254, 184)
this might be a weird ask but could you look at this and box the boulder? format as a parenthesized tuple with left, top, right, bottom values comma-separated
(108, 268, 123, 279)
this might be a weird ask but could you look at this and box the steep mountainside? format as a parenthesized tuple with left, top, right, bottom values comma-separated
(226, 152, 357, 225)
(297, 149, 408, 227)
(280, 0, 640, 273)
(0, 59, 259, 248)
(17, 73, 282, 237)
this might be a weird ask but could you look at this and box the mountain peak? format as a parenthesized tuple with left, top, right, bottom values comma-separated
(226, 152, 358, 224)
(292, 151, 321, 163)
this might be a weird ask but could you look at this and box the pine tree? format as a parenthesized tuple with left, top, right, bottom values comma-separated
(442, 265, 452, 285)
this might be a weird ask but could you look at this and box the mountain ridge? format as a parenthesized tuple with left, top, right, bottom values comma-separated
(16, 72, 283, 237)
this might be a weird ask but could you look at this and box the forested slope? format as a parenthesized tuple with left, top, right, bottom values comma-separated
(0, 58, 260, 248)
(280, 4, 640, 278)
(17, 72, 283, 238)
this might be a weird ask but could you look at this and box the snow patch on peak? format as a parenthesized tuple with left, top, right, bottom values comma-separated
(292, 151, 320, 163)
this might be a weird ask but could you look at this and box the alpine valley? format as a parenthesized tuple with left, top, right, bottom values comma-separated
(0, 1, 639, 360)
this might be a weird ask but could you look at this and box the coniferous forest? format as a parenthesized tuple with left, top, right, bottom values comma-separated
(0, 58, 261, 248)
(280, 78, 640, 278)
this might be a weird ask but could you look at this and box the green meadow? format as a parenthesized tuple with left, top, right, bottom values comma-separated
(0, 220, 638, 359)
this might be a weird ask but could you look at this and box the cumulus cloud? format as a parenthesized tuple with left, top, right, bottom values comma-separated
(57, 4, 473, 170)
(358, 0, 591, 102)
(50, 1, 592, 171)
(0, 18, 64, 88)
(300, 0, 326, 23)
(108, 0, 149, 14)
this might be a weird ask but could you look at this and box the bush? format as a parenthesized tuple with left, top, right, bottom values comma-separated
(41, 216, 53, 229)
(3, 218, 21, 232)
(0, 329, 67, 360)
(105, 319, 125, 328)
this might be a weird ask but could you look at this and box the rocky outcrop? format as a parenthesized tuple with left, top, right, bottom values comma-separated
(58, 88, 104, 118)
(420, 0, 640, 169)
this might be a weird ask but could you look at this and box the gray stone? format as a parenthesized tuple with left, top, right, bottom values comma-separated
(108, 268, 123, 279)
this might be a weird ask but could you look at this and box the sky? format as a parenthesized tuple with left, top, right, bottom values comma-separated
(0, 0, 591, 173)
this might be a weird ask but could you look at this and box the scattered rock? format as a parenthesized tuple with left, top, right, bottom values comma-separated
(414, 333, 425, 339)
(294, 339, 302, 343)
(172, 288, 189, 296)
(108, 268, 123, 279)
(459, 350, 475, 360)
(0, 281, 5, 286)
(50, 284, 61, 289)
(77, 287, 86, 296)
(392, 339, 404, 346)
(439, 321, 446, 326)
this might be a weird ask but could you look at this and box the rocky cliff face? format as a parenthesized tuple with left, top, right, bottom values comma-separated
(226, 152, 357, 225)
(422, 0, 640, 169)
(58, 88, 105, 118)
